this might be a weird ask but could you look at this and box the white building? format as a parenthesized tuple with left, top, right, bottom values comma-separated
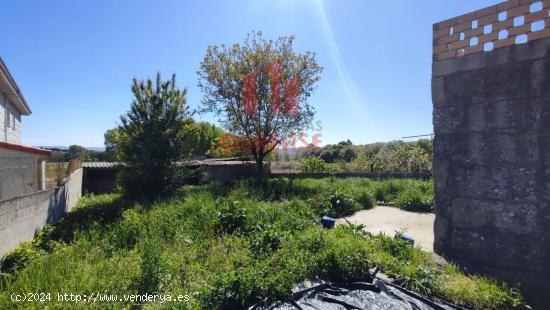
(0, 57, 29, 144)
(0, 57, 50, 200)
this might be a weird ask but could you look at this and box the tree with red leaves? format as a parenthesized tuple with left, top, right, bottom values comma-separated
(198, 31, 323, 177)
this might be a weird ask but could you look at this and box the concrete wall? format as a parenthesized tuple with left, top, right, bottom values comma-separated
(0, 168, 82, 258)
(197, 161, 271, 184)
(0, 148, 39, 200)
(432, 38, 550, 307)
(82, 161, 271, 193)
(0, 92, 21, 144)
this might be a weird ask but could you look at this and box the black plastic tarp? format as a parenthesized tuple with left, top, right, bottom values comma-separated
(251, 279, 465, 310)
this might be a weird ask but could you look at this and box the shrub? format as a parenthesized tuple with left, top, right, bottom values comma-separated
(355, 190, 376, 209)
(110, 208, 143, 249)
(137, 239, 167, 294)
(216, 199, 247, 234)
(249, 225, 282, 257)
(300, 157, 326, 172)
(395, 188, 433, 212)
(318, 189, 362, 217)
(374, 181, 402, 202)
(315, 227, 373, 282)
(0, 241, 45, 274)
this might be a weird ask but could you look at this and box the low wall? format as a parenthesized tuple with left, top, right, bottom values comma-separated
(82, 161, 272, 192)
(0, 168, 82, 258)
(197, 161, 271, 184)
(272, 172, 431, 180)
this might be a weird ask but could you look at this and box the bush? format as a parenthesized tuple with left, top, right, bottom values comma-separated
(249, 225, 282, 257)
(355, 190, 376, 209)
(373, 181, 402, 202)
(300, 157, 326, 172)
(395, 189, 433, 212)
(0, 241, 45, 274)
(315, 229, 373, 282)
(137, 239, 167, 294)
(318, 189, 362, 217)
(110, 208, 143, 249)
(216, 199, 248, 234)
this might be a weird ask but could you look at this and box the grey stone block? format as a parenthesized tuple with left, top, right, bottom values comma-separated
(510, 167, 538, 202)
(448, 165, 510, 201)
(432, 33, 550, 309)
(449, 227, 496, 266)
(431, 77, 446, 108)
(493, 230, 544, 271)
(493, 203, 539, 235)
(451, 198, 497, 229)
(486, 63, 531, 102)
(433, 106, 464, 134)
(463, 102, 486, 132)
(444, 69, 489, 104)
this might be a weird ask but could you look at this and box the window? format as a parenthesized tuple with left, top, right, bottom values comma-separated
(6, 110, 10, 128)
(12, 112, 15, 129)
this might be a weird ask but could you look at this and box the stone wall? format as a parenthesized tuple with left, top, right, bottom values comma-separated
(432, 37, 550, 307)
(197, 161, 271, 184)
(0, 168, 82, 258)
(82, 160, 272, 193)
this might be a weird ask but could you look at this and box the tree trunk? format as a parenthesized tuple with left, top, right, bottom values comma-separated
(256, 157, 265, 180)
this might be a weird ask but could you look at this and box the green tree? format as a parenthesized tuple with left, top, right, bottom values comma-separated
(104, 127, 125, 161)
(198, 31, 323, 177)
(66, 145, 90, 161)
(187, 122, 225, 156)
(300, 157, 326, 172)
(408, 145, 431, 172)
(339, 147, 356, 162)
(350, 151, 372, 172)
(117, 73, 193, 199)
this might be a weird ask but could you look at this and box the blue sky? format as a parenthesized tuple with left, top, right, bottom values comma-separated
(1, 0, 502, 147)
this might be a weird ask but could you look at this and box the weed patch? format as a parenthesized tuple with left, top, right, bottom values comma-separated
(0, 179, 523, 309)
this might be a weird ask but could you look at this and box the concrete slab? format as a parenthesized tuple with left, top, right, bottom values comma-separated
(336, 206, 435, 252)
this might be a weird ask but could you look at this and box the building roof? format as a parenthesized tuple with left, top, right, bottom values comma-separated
(0, 57, 31, 115)
(82, 162, 122, 169)
(82, 159, 260, 169)
(0, 141, 51, 156)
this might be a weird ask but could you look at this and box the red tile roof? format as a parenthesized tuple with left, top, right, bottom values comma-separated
(0, 141, 51, 156)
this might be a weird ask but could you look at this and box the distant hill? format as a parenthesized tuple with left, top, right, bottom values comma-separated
(38, 146, 106, 152)
(87, 147, 105, 152)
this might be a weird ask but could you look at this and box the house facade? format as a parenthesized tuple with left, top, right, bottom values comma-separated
(0, 57, 29, 144)
(0, 57, 50, 201)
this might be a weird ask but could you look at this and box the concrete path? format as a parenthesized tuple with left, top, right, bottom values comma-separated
(336, 206, 435, 252)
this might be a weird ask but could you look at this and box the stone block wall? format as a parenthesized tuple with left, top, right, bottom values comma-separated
(0, 168, 82, 258)
(432, 37, 550, 307)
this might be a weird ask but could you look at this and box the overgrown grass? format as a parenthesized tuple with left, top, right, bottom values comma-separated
(0, 179, 522, 309)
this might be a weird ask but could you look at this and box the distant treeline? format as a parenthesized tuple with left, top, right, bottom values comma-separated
(280, 139, 432, 173)
(48, 121, 233, 162)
